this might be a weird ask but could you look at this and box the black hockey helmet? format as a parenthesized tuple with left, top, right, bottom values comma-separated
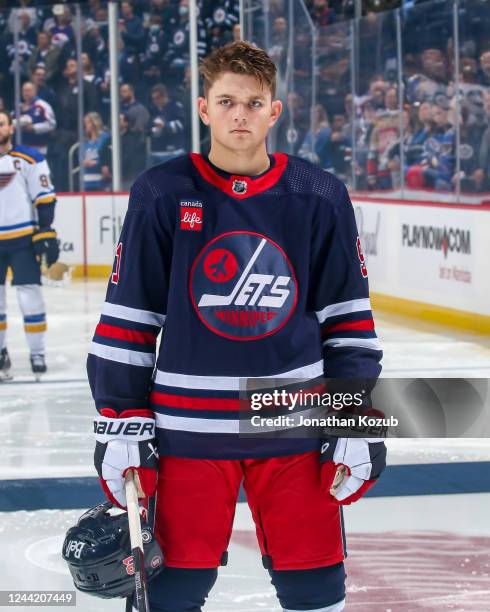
(62, 502, 164, 599)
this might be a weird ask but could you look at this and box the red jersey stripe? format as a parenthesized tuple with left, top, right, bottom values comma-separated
(150, 382, 327, 412)
(150, 391, 243, 411)
(323, 319, 375, 335)
(96, 322, 157, 345)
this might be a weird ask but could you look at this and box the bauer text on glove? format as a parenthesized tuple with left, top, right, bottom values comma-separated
(94, 412, 158, 508)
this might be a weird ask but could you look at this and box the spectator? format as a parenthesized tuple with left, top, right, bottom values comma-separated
(81, 112, 111, 191)
(148, 0, 177, 27)
(164, 0, 207, 87)
(5, 12, 36, 82)
(7, 1, 38, 34)
(330, 113, 350, 180)
(148, 84, 186, 165)
(406, 103, 455, 192)
(479, 49, 490, 87)
(407, 47, 449, 108)
(318, 52, 350, 118)
(7, 10, 37, 46)
(310, 0, 334, 27)
(119, 112, 146, 190)
(141, 16, 167, 89)
(299, 104, 334, 170)
(120, 82, 149, 136)
(45, 5, 75, 51)
(82, 20, 108, 75)
(367, 87, 401, 190)
(477, 91, 490, 191)
(384, 109, 413, 189)
(267, 17, 288, 78)
(368, 76, 388, 112)
(405, 101, 433, 167)
(205, 1, 238, 51)
(119, 0, 145, 46)
(353, 99, 377, 189)
(55, 58, 99, 114)
(456, 106, 485, 193)
(94, 68, 112, 125)
(31, 65, 57, 110)
(119, 0, 146, 83)
(51, 58, 99, 190)
(86, 0, 104, 20)
(15, 81, 56, 155)
(275, 91, 310, 155)
(81, 52, 97, 83)
(27, 31, 60, 83)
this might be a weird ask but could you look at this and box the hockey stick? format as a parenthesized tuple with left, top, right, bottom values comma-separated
(125, 471, 150, 612)
(330, 465, 348, 496)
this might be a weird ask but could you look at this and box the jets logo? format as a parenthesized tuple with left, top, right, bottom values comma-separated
(190, 231, 298, 340)
(232, 179, 248, 194)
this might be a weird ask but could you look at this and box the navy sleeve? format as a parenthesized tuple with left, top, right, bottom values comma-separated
(308, 183, 382, 382)
(87, 175, 173, 417)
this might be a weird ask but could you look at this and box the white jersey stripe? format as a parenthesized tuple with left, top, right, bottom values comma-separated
(315, 298, 371, 324)
(155, 406, 323, 434)
(154, 360, 324, 391)
(156, 413, 239, 433)
(89, 341, 155, 367)
(323, 337, 382, 351)
(102, 302, 166, 326)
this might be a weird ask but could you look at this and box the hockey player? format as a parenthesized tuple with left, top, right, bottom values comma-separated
(0, 110, 59, 379)
(89, 42, 386, 611)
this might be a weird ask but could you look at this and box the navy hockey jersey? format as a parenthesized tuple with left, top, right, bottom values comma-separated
(87, 154, 382, 459)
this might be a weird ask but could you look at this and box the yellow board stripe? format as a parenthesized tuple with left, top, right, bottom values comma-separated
(24, 323, 47, 333)
(35, 195, 56, 206)
(10, 151, 35, 164)
(71, 265, 112, 278)
(0, 322, 6, 331)
(371, 292, 490, 336)
(0, 228, 34, 240)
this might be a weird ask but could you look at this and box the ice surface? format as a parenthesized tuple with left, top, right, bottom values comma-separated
(1, 281, 490, 610)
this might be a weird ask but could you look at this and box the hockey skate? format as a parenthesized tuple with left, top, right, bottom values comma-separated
(30, 353, 47, 381)
(0, 347, 12, 381)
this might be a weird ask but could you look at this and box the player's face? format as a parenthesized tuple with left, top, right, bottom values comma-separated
(198, 72, 282, 153)
(0, 114, 13, 146)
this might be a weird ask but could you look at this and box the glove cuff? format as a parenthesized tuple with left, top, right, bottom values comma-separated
(94, 415, 155, 443)
(33, 228, 57, 242)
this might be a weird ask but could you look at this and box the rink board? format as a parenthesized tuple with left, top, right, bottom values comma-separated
(54, 192, 490, 332)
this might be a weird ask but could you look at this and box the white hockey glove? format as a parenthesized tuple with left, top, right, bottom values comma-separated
(320, 437, 386, 505)
(94, 411, 159, 509)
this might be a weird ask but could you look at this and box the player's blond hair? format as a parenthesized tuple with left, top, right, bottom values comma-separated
(199, 41, 277, 98)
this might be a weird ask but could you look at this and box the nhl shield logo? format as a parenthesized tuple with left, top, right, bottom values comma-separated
(232, 179, 248, 195)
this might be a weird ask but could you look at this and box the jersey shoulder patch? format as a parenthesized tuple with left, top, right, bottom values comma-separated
(10, 145, 45, 165)
(134, 154, 197, 200)
(282, 154, 345, 202)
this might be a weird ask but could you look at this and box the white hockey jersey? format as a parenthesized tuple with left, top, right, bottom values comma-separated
(0, 145, 56, 251)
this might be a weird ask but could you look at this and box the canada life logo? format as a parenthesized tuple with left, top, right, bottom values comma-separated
(189, 231, 298, 340)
